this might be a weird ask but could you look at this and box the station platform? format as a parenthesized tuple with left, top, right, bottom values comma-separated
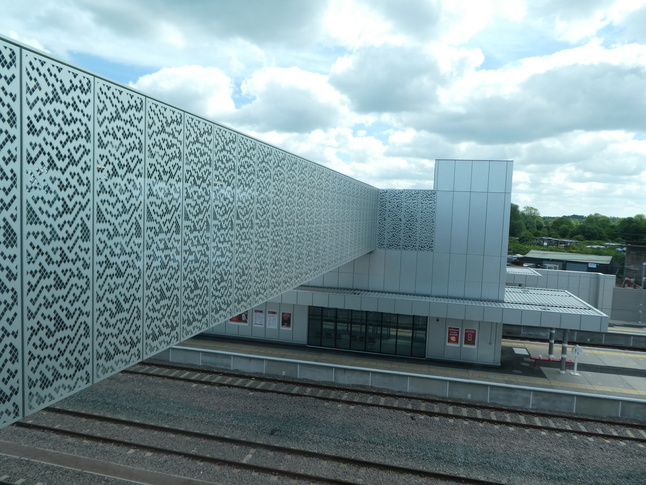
(174, 336, 646, 401)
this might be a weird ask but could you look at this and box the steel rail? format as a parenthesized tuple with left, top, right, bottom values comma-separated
(16, 411, 500, 485)
(125, 363, 646, 444)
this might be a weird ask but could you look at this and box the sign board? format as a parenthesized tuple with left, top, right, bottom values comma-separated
(464, 328, 477, 347)
(447, 327, 460, 346)
(267, 311, 278, 329)
(573, 345, 584, 357)
(253, 309, 265, 327)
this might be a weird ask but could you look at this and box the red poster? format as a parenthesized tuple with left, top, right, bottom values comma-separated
(464, 328, 477, 347)
(229, 311, 248, 325)
(281, 312, 292, 329)
(447, 327, 460, 346)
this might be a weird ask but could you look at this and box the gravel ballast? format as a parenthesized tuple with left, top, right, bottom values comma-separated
(1, 369, 644, 484)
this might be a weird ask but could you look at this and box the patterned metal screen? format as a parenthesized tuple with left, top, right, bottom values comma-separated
(0, 37, 379, 427)
(377, 190, 436, 251)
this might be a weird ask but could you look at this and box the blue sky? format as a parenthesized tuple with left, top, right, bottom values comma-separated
(2, 0, 645, 218)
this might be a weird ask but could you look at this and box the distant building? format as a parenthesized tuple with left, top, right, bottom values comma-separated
(533, 237, 578, 248)
(520, 250, 615, 274)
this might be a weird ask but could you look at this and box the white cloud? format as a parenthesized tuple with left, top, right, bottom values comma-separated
(230, 67, 347, 133)
(329, 44, 442, 113)
(2, 0, 646, 218)
(130, 66, 235, 119)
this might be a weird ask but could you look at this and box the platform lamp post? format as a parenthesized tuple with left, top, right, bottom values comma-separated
(559, 329, 570, 374)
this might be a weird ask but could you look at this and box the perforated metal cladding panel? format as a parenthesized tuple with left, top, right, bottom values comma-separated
(182, 115, 212, 339)
(211, 126, 236, 323)
(269, 150, 286, 297)
(378, 189, 436, 251)
(283, 154, 298, 288)
(0, 37, 379, 427)
(234, 136, 256, 313)
(253, 143, 273, 303)
(0, 42, 21, 424)
(144, 101, 183, 357)
(22, 52, 94, 413)
(94, 81, 145, 379)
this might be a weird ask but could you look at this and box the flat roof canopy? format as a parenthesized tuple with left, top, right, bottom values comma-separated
(284, 285, 608, 332)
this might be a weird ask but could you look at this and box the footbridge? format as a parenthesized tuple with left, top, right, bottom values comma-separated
(0, 37, 379, 427)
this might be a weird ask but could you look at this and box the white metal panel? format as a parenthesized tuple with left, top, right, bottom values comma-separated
(394, 299, 413, 315)
(453, 160, 472, 191)
(447, 303, 466, 319)
(433, 191, 453, 253)
(470, 161, 490, 192)
(488, 161, 508, 193)
(450, 192, 470, 254)
(93, 80, 145, 379)
(181, 115, 213, 340)
(434, 160, 455, 191)
(384, 250, 402, 292)
(484, 193, 505, 256)
(143, 100, 183, 358)
(23, 51, 94, 414)
(415, 251, 433, 295)
(399, 251, 418, 294)
(431, 253, 450, 296)
(465, 305, 485, 321)
(0, 40, 21, 426)
(467, 192, 487, 255)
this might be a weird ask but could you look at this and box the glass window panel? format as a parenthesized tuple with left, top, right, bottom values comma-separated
(322, 319, 335, 347)
(336, 321, 350, 349)
(380, 313, 397, 354)
(350, 310, 366, 351)
(365, 312, 382, 353)
(323, 308, 336, 320)
(412, 316, 427, 358)
(308, 313, 322, 347)
(337, 309, 351, 323)
(396, 315, 413, 356)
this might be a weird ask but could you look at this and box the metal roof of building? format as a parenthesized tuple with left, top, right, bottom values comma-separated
(297, 285, 606, 317)
(524, 250, 612, 264)
(506, 266, 541, 275)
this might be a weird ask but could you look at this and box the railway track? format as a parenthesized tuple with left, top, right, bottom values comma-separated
(125, 362, 646, 446)
(14, 407, 498, 485)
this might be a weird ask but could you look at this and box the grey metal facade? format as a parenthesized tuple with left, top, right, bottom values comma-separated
(0, 37, 379, 427)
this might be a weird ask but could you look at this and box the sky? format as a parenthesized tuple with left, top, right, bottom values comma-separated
(2, 0, 645, 218)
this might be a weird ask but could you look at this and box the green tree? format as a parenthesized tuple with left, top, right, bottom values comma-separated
(548, 216, 576, 238)
(571, 222, 606, 241)
(521, 206, 543, 234)
(616, 214, 646, 242)
(509, 203, 525, 237)
(518, 230, 535, 245)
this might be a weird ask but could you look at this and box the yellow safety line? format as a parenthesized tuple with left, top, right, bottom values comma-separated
(610, 327, 646, 335)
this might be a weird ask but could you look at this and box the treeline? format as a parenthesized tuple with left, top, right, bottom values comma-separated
(510, 204, 646, 244)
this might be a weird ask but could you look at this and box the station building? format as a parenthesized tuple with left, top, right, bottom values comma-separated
(204, 160, 608, 366)
(0, 36, 608, 428)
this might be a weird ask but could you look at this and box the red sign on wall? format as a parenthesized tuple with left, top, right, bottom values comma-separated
(447, 327, 460, 346)
(464, 328, 477, 347)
